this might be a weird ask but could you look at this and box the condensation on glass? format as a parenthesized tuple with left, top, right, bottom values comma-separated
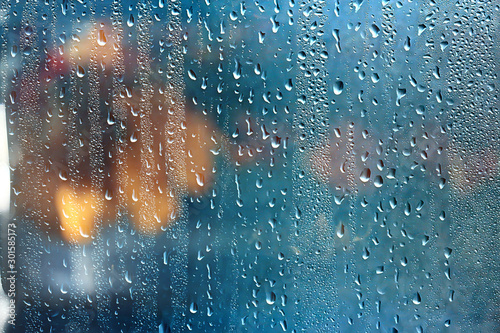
(0, 0, 498, 332)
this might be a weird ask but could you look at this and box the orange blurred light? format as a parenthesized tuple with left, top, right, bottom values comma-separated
(55, 184, 96, 244)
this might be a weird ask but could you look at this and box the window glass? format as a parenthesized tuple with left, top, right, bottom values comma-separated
(0, 0, 499, 331)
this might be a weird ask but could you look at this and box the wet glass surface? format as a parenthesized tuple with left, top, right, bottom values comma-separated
(0, 0, 499, 332)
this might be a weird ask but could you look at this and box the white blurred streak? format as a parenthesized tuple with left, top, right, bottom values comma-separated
(0, 291, 7, 328)
(0, 104, 9, 214)
(0, 103, 8, 333)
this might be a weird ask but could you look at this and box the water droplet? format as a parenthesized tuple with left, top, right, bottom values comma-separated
(337, 223, 345, 238)
(130, 131, 138, 143)
(107, 112, 115, 125)
(59, 170, 68, 181)
(97, 30, 107, 46)
(258, 31, 265, 44)
(125, 271, 132, 284)
(412, 292, 422, 305)
(60, 283, 69, 294)
(417, 24, 426, 35)
(360, 168, 371, 182)
(10, 45, 17, 57)
(24, 25, 33, 36)
(369, 24, 380, 38)
(448, 290, 455, 302)
(362, 247, 370, 260)
(266, 291, 276, 305)
(188, 69, 197, 80)
(105, 189, 113, 201)
(440, 41, 449, 51)
(77, 65, 85, 78)
(271, 136, 281, 149)
(389, 197, 397, 209)
(404, 36, 411, 51)
(295, 206, 301, 219)
(233, 59, 242, 80)
(444, 247, 452, 259)
(195, 173, 204, 187)
(127, 14, 135, 27)
(404, 202, 411, 216)
(229, 11, 238, 21)
(9, 91, 16, 104)
(79, 226, 90, 239)
(333, 80, 344, 95)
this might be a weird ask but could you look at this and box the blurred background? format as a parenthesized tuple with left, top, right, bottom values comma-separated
(0, 0, 499, 332)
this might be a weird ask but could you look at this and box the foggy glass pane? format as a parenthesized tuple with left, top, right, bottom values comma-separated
(0, 0, 499, 332)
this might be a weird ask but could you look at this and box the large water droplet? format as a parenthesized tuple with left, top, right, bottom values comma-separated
(97, 30, 107, 46)
(127, 14, 135, 27)
(333, 80, 344, 95)
(412, 292, 422, 305)
(266, 291, 276, 305)
(77, 65, 85, 78)
(360, 168, 371, 182)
